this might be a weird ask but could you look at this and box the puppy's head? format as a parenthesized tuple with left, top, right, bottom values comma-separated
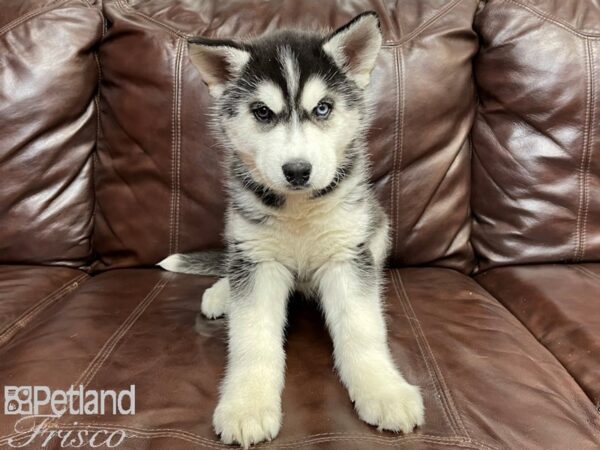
(188, 12, 382, 194)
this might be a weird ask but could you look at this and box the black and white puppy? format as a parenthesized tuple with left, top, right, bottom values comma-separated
(160, 12, 424, 448)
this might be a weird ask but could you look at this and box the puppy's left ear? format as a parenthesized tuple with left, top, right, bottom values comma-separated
(322, 11, 383, 89)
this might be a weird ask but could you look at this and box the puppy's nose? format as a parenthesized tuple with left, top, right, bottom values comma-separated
(282, 159, 312, 187)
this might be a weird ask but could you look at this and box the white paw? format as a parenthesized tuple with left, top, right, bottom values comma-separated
(213, 392, 281, 448)
(354, 382, 424, 433)
(201, 278, 229, 319)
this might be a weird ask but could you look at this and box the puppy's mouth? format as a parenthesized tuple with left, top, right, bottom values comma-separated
(286, 184, 312, 192)
(279, 174, 340, 195)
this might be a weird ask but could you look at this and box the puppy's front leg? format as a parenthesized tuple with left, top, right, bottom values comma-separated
(213, 260, 293, 448)
(317, 257, 424, 433)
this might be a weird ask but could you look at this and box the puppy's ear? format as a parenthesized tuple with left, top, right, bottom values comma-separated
(187, 37, 250, 97)
(322, 12, 383, 89)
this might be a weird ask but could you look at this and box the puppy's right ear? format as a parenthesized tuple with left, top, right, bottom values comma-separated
(187, 37, 250, 97)
(322, 12, 382, 89)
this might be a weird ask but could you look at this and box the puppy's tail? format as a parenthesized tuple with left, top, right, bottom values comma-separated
(157, 250, 225, 276)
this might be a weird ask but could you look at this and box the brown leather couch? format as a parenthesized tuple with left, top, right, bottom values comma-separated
(1, 0, 599, 448)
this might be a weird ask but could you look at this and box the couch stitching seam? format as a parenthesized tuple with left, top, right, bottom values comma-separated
(168, 39, 184, 255)
(394, 272, 463, 435)
(571, 264, 600, 282)
(114, 0, 464, 47)
(506, 0, 600, 39)
(0, 0, 69, 37)
(64, 423, 478, 444)
(573, 40, 593, 262)
(0, 273, 87, 346)
(0, 426, 486, 449)
(395, 0, 465, 46)
(115, 0, 183, 38)
(175, 39, 184, 254)
(399, 272, 470, 437)
(90, 9, 104, 265)
(92, 96, 101, 251)
(169, 40, 177, 255)
(77, 279, 168, 389)
(38, 423, 497, 449)
(45, 278, 169, 432)
(394, 271, 472, 438)
(390, 47, 400, 258)
(390, 272, 458, 436)
(580, 42, 596, 262)
(395, 46, 406, 259)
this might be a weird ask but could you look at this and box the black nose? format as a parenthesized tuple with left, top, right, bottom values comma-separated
(282, 160, 312, 187)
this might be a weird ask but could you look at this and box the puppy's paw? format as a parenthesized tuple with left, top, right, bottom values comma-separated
(354, 382, 424, 433)
(201, 278, 229, 319)
(213, 393, 281, 448)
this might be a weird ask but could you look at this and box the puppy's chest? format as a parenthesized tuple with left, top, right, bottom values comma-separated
(239, 204, 369, 273)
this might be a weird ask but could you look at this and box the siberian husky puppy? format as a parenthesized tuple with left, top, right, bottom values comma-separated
(160, 11, 424, 448)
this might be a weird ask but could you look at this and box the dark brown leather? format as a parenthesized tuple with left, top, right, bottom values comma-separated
(477, 263, 600, 408)
(93, 0, 477, 273)
(471, 0, 600, 271)
(0, 268, 598, 448)
(0, 266, 87, 345)
(1, 1, 599, 448)
(0, 0, 102, 267)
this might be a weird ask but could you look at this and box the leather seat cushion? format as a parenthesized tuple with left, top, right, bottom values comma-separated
(0, 265, 87, 346)
(0, 268, 597, 448)
(477, 263, 600, 408)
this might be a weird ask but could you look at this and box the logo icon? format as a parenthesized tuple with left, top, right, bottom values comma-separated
(4, 386, 32, 415)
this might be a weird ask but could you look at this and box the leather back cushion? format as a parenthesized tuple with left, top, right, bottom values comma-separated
(472, 0, 600, 271)
(94, 0, 479, 272)
(0, 0, 102, 267)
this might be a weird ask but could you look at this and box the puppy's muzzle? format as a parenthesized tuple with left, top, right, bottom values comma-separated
(282, 159, 312, 187)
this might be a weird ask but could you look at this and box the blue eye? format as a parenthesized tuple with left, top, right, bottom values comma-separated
(314, 101, 332, 119)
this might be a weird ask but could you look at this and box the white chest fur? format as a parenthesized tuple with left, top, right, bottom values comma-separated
(227, 192, 371, 278)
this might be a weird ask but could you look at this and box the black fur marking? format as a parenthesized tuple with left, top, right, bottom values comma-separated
(192, 14, 375, 120)
(216, 29, 363, 121)
(231, 198, 270, 224)
(356, 245, 374, 269)
(231, 155, 285, 208)
(221, 85, 251, 118)
(226, 246, 256, 295)
(187, 36, 248, 51)
(297, 109, 311, 122)
(354, 244, 377, 288)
